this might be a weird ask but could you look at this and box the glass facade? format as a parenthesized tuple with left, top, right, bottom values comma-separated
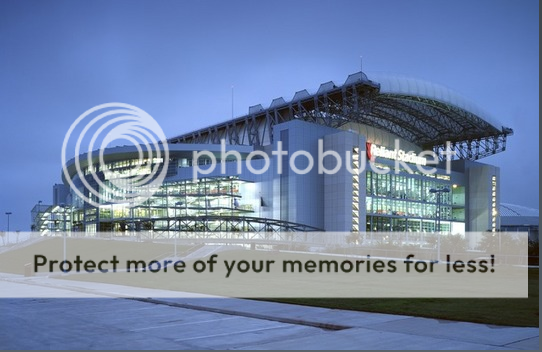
(31, 205, 74, 234)
(69, 176, 258, 234)
(365, 169, 465, 234)
(64, 163, 466, 236)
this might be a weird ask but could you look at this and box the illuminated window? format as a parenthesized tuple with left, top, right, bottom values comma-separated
(491, 175, 497, 232)
(352, 147, 360, 232)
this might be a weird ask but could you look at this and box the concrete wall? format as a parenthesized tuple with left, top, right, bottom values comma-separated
(323, 131, 366, 232)
(272, 120, 339, 229)
(466, 162, 500, 232)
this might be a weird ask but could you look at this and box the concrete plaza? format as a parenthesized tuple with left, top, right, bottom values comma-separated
(0, 274, 538, 350)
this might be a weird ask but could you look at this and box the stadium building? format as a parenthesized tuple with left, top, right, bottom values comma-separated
(32, 72, 513, 239)
(500, 203, 539, 242)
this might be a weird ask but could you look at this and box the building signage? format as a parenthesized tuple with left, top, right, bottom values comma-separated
(366, 142, 427, 166)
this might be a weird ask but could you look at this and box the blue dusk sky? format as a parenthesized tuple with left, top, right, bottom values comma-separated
(0, 0, 538, 231)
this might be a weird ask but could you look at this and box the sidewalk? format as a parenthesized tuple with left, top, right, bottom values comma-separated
(0, 273, 538, 350)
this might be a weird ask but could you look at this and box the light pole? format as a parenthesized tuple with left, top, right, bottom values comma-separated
(430, 187, 450, 262)
(174, 201, 183, 257)
(60, 204, 66, 269)
(69, 206, 74, 235)
(5, 212, 12, 244)
(129, 200, 135, 241)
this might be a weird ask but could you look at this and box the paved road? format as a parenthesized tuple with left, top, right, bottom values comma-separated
(0, 276, 538, 350)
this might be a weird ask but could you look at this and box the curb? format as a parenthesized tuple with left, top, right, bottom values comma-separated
(1, 275, 351, 331)
(126, 296, 352, 331)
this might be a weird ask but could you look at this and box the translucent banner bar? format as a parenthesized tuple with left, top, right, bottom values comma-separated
(0, 232, 529, 298)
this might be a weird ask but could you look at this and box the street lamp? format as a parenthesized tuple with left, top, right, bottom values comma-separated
(174, 201, 183, 257)
(60, 204, 66, 269)
(429, 187, 450, 262)
(5, 212, 12, 244)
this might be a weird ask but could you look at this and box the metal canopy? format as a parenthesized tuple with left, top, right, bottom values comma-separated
(168, 71, 513, 161)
